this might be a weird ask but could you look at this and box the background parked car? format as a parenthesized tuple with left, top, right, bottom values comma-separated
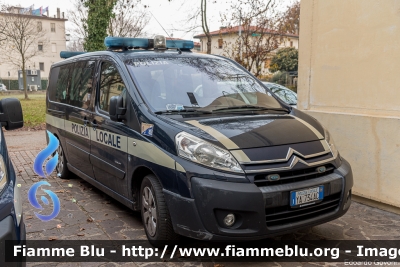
(263, 82, 297, 107)
(0, 83, 7, 91)
(0, 98, 25, 266)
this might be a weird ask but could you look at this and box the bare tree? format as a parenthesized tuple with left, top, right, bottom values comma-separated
(221, 0, 283, 78)
(67, 0, 149, 50)
(0, 10, 47, 99)
(280, 1, 300, 35)
(67, 39, 85, 52)
(177, 0, 215, 54)
(108, 0, 149, 37)
(66, 0, 88, 46)
(200, 0, 212, 54)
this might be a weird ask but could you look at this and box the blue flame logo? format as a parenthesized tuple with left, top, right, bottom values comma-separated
(34, 131, 59, 177)
(29, 131, 61, 221)
(28, 181, 60, 221)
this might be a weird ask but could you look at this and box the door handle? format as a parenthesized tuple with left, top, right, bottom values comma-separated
(91, 120, 98, 130)
(83, 117, 89, 126)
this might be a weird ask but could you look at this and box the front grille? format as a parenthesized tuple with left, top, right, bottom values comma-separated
(265, 192, 341, 228)
(253, 164, 335, 186)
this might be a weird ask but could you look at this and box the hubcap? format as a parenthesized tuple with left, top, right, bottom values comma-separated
(142, 186, 157, 237)
(56, 146, 64, 174)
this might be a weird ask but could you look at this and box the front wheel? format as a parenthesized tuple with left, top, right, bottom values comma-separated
(140, 174, 178, 244)
(55, 142, 70, 179)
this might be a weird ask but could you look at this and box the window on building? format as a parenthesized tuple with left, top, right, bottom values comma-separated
(218, 39, 223, 49)
(51, 23, 55, 32)
(98, 62, 126, 113)
(38, 42, 43, 51)
(290, 41, 293, 47)
(39, 62, 44, 71)
(51, 43, 56, 53)
(37, 21, 42, 32)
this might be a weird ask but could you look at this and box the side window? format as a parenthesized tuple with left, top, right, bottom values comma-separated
(69, 60, 95, 109)
(98, 62, 126, 113)
(48, 67, 60, 101)
(55, 64, 72, 103)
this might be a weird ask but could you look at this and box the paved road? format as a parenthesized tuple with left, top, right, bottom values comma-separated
(4, 130, 400, 267)
(4, 129, 46, 151)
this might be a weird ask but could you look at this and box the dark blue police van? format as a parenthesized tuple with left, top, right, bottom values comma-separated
(0, 98, 25, 266)
(46, 36, 353, 243)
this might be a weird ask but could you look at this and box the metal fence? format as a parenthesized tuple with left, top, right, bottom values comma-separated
(0, 79, 48, 90)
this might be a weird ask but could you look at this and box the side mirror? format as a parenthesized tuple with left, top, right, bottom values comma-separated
(0, 98, 23, 130)
(109, 95, 126, 122)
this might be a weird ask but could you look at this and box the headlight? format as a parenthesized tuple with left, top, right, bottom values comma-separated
(175, 132, 244, 173)
(0, 154, 7, 192)
(324, 129, 339, 159)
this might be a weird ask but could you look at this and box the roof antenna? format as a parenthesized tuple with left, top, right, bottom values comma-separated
(149, 11, 182, 54)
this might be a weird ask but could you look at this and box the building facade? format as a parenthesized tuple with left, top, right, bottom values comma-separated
(194, 26, 299, 75)
(0, 8, 67, 81)
(298, 0, 400, 210)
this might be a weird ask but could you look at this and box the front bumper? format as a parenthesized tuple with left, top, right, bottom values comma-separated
(165, 159, 353, 241)
(0, 215, 26, 266)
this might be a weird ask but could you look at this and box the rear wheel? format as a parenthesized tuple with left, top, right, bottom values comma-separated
(55, 142, 69, 179)
(140, 174, 178, 244)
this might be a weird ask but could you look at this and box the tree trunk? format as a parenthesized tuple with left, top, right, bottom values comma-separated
(22, 62, 28, 100)
(206, 35, 211, 54)
(201, 0, 211, 54)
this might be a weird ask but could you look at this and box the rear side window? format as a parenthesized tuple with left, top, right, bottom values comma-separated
(69, 61, 95, 109)
(49, 61, 95, 109)
(98, 62, 126, 113)
(48, 67, 60, 101)
(55, 64, 73, 103)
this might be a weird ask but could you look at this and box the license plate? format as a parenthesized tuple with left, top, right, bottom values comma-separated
(290, 186, 324, 208)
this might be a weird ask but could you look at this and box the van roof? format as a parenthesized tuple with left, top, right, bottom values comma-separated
(52, 50, 224, 68)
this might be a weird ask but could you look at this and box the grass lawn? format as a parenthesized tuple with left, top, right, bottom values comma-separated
(0, 93, 46, 128)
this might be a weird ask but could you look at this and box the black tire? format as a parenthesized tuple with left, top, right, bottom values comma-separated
(55, 141, 70, 179)
(140, 174, 178, 244)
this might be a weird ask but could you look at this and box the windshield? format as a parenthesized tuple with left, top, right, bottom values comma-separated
(270, 87, 297, 105)
(126, 57, 284, 113)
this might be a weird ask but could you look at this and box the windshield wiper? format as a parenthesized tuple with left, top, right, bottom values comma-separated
(212, 105, 289, 113)
(154, 109, 212, 115)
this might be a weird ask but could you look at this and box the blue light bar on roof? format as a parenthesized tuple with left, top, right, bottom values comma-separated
(104, 36, 194, 51)
(166, 40, 194, 50)
(104, 37, 150, 49)
(60, 51, 86, 59)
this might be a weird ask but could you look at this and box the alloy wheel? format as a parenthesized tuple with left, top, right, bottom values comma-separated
(56, 145, 64, 175)
(142, 186, 157, 237)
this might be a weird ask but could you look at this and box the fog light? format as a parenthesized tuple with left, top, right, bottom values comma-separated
(347, 190, 352, 202)
(343, 190, 352, 210)
(223, 213, 235, 227)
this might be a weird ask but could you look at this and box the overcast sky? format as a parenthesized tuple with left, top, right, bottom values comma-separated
(12, 0, 295, 40)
